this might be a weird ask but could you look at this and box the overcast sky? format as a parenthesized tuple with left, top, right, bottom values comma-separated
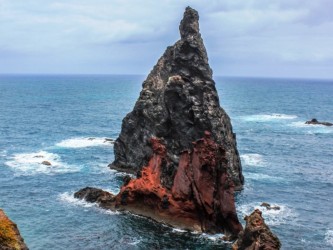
(1, 0, 332, 79)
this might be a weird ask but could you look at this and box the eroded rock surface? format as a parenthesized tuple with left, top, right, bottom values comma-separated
(76, 132, 243, 237)
(0, 209, 28, 250)
(232, 209, 281, 250)
(76, 6, 244, 239)
(109, 6, 243, 190)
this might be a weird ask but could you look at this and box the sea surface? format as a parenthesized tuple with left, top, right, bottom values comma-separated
(0, 75, 332, 250)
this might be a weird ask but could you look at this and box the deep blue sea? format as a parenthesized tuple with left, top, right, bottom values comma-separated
(0, 75, 332, 249)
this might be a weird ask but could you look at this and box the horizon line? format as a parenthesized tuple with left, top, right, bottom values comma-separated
(0, 73, 332, 81)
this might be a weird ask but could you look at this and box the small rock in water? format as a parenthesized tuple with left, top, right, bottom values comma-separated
(260, 202, 280, 210)
(41, 161, 52, 166)
(232, 209, 281, 250)
(305, 118, 333, 126)
(74, 187, 115, 203)
(33, 155, 44, 158)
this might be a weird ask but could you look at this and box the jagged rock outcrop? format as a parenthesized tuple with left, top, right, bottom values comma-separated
(75, 6, 244, 238)
(76, 132, 243, 237)
(0, 209, 28, 250)
(305, 118, 332, 126)
(232, 209, 281, 250)
(109, 6, 243, 190)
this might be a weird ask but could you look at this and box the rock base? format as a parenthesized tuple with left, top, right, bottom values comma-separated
(76, 133, 242, 238)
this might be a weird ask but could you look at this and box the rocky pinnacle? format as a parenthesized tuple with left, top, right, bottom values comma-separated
(110, 6, 244, 190)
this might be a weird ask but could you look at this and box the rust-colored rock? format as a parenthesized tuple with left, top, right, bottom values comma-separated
(232, 209, 281, 250)
(76, 132, 242, 237)
(0, 209, 28, 250)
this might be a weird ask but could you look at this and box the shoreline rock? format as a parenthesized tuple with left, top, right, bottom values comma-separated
(76, 132, 243, 238)
(0, 209, 28, 250)
(305, 118, 332, 126)
(232, 209, 281, 250)
(109, 6, 243, 190)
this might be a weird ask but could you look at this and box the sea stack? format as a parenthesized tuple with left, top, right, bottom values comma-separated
(76, 6, 244, 238)
(110, 6, 243, 190)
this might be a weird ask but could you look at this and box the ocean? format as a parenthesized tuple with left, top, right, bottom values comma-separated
(0, 75, 332, 249)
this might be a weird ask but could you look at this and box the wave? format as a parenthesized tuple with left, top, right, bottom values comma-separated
(171, 228, 188, 233)
(199, 233, 225, 242)
(58, 192, 119, 215)
(289, 122, 333, 134)
(245, 173, 284, 182)
(55, 137, 115, 148)
(241, 154, 265, 167)
(5, 151, 79, 175)
(325, 230, 333, 246)
(237, 202, 297, 226)
(240, 113, 297, 122)
(58, 192, 95, 208)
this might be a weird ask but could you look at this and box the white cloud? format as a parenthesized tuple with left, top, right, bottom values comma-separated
(0, 0, 332, 78)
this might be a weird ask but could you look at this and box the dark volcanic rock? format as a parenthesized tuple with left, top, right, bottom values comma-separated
(74, 187, 115, 203)
(232, 209, 281, 250)
(305, 118, 332, 126)
(76, 6, 244, 238)
(260, 202, 280, 211)
(41, 161, 51, 166)
(110, 6, 243, 190)
(0, 209, 28, 250)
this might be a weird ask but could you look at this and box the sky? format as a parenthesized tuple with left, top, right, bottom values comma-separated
(1, 0, 333, 79)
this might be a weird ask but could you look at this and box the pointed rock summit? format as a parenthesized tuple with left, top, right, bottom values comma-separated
(76, 7, 244, 238)
(110, 6, 244, 190)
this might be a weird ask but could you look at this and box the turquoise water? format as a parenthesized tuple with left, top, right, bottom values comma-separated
(0, 75, 332, 249)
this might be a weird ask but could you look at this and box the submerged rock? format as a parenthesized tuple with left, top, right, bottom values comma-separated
(305, 118, 332, 126)
(74, 187, 115, 203)
(109, 6, 243, 190)
(232, 209, 281, 250)
(260, 202, 280, 211)
(0, 209, 28, 250)
(41, 161, 51, 166)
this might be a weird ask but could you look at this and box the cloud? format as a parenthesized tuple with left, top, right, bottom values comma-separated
(0, 0, 332, 78)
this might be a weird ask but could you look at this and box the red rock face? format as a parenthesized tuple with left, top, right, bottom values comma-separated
(114, 132, 242, 237)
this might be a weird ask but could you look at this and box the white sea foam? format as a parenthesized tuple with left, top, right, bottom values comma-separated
(58, 192, 119, 214)
(200, 233, 225, 242)
(55, 137, 114, 148)
(240, 113, 297, 122)
(289, 122, 333, 134)
(237, 202, 297, 226)
(241, 154, 265, 167)
(325, 230, 333, 246)
(127, 239, 141, 246)
(245, 173, 284, 182)
(5, 151, 79, 175)
(171, 228, 187, 233)
(58, 192, 95, 208)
